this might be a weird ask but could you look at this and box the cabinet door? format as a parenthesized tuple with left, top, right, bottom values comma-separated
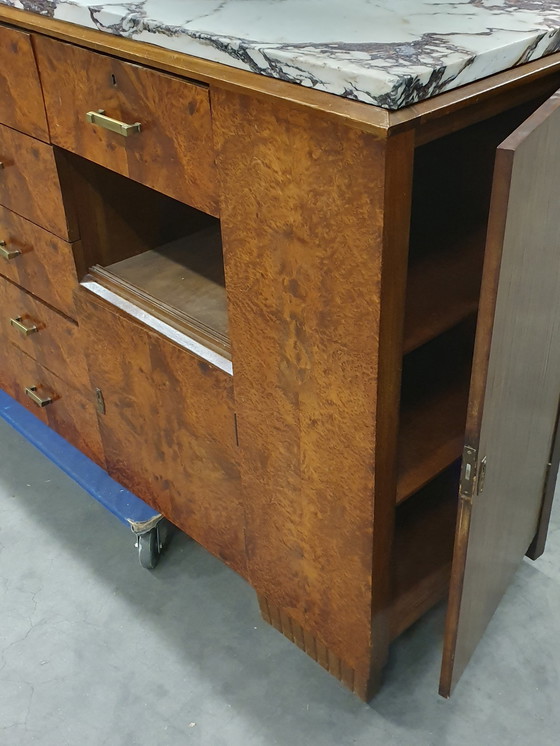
(76, 286, 247, 577)
(440, 90, 560, 697)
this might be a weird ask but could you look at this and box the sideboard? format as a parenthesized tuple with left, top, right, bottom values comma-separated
(1, 4, 560, 700)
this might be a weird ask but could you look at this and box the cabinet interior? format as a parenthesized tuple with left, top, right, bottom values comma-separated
(63, 153, 229, 356)
(397, 319, 475, 504)
(391, 96, 550, 635)
(391, 464, 459, 640)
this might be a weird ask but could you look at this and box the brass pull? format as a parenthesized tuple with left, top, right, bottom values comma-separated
(86, 109, 141, 137)
(0, 241, 21, 260)
(10, 316, 39, 336)
(25, 386, 53, 408)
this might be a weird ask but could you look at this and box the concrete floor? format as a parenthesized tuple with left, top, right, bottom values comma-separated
(0, 416, 559, 746)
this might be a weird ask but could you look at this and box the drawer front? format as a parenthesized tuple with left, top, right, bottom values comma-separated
(0, 206, 78, 317)
(0, 25, 49, 141)
(0, 277, 88, 393)
(0, 124, 77, 240)
(34, 36, 219, 217)
(76, 288, 246, 576)
(0, 342, 104, 466)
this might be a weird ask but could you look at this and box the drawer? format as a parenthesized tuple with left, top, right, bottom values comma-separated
(0, 25, 49, 141)
(76, 287, 246, 576)
(0, 206, 79, 317)
(0, 277, 88, 393)
(0, 342, 104, 466)
(0, 124, 78, 240)
(34, 36, 219, 217)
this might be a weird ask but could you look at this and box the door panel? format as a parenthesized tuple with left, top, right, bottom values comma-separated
(440, 90, 560, 696)
(76, 285, 247, 577)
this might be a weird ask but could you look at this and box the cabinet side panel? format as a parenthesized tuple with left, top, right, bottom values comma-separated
(214, 88, 413, 684)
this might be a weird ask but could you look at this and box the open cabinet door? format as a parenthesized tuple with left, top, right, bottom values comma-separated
(440, 90, 560, 697)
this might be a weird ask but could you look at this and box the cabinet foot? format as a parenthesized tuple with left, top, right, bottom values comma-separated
(257, 593, 382, 701)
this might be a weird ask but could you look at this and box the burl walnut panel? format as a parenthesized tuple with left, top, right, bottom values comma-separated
(0, 277, 88, 394)
(0, 25, 49, 141)
(0, 341, 104, 466)
(76, 289, 247, 576)
(0, 206, 79, 317)
(0, 124, 77, 240)
(213, 88, 414, 698)
(34, 35, 219, 217)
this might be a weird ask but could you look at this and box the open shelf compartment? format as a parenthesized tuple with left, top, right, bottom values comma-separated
(64, 153, 229, 357)
(403, 97, 551, 355)
(397, 319, 476, 504)
(390, 465, 460, 639)
(397, 95, 552, 507)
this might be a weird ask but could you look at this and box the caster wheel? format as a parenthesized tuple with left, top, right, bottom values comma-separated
(137, 528, 160, 569)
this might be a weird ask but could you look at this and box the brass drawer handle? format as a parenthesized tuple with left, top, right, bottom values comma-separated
(25, 386, 53, 408)
(0, 241, 21, 260)
(10, 316, 39, 336)
(86, 109, 142, 137)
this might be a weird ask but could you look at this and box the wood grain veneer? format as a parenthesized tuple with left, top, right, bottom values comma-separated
(0, 124, 77, 240)
(0, 24, 49, 141)
(0, 205, 79, 318)
(214, 87, 414, 699)
(76, 287, 246, 576)
(0, 340, 104, 466)
(34, 35, 219, 217)
(0, 276, 88, 394)
(441, 87, 560, 697)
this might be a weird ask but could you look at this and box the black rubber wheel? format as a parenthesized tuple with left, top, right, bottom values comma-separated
(137, 529, 160, 569)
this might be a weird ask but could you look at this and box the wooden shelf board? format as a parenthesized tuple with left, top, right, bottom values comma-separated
(404, 228, 486, 354)
(390, 467, 459, 639)
(91, 225, 230, 357)
(396, 374, 470, 504)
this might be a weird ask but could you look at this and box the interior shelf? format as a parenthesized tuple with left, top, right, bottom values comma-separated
(403, 227, 485, 354)
(402, 99, 548, 354)
(390, 465, 459, 639)
(396, 322, 475, 504)
(397, 375, 469, 504)
(63, 153, 229, 356)
(90, 225, 229, 355)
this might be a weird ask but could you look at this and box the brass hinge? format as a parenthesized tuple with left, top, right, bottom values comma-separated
(460, 446, 478, 499)
(460, 446, 487, 498)
(95, 387, 106, 415)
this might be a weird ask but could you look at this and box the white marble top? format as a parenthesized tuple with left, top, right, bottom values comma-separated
(3, 1, 560, 109)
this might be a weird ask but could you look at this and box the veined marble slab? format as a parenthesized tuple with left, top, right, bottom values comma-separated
(3, 1, 560, 109)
